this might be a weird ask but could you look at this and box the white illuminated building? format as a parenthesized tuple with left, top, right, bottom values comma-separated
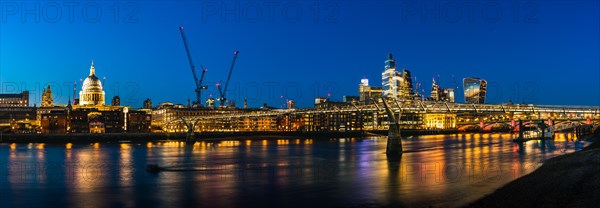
(79, 60, 105, 106)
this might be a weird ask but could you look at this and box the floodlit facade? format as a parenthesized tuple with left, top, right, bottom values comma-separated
(79, 60, 105, 106)
(463, 77, 487, 104)
(41, 85, 54, 107)
(423, 114, 456, 129)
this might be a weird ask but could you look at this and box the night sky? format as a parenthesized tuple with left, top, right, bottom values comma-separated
(1, 0, 598, 108)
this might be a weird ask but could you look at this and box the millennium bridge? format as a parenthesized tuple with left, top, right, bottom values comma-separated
(166, 101, 600, 133)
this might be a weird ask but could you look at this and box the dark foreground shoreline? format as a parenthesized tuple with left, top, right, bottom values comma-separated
(0, 129, 458, 144)
(467, 129, 600, 208)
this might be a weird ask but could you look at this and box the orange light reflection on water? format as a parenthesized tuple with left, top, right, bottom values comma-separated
(0, 133, 586, 207)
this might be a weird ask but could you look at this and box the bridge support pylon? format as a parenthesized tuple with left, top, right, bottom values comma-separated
(381, 99, 402, 158)
(513, 119, 526, 143)
(180, 117, 200, 145)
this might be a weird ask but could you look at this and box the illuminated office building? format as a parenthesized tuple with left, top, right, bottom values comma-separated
(399, 69, 414, 99)
(442, 88, 455, 103)
(382, 53, 401, 99)
(381, 53, 414, 100)
(359, 86, 383, 104)
(359, 78, 383, 104)
(287, 100, 295, 109)
(430, 79, 441, 101)
(343, 96, 359, 103)
(0, 91, 29, 107)
(315, 97, 328, 105)
(429, 79, 454, 103)
(463, 77, 487, 104)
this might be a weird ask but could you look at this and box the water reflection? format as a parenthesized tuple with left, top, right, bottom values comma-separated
(0, 133, 589, 207)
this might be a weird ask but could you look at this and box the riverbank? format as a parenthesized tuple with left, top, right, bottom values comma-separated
(0, 129, 459, 144)
(467, 129, 600, 207)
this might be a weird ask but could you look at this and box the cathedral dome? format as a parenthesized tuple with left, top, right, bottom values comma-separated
(82, 73, 103, 92)
(79, 60, 105, 106)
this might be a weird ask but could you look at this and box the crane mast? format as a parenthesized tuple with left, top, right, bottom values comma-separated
(218, 51, 239, 107)
(179, 26, 207, 106)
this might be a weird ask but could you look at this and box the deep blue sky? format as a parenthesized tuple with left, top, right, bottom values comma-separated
(1, 0, 598, 108)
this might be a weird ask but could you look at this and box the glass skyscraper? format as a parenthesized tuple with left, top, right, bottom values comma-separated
(400, 69, 414, 98)
(382, 53, 400, 98)
(463, 77, 487, 104)
(382, 53, 414, 100)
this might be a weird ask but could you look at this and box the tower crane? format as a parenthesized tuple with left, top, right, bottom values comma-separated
(217, 51, 239, 107)
(451, 74, 459, 89)
(179, 26, 208, 107)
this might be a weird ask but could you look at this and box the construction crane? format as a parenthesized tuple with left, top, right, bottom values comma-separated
(451, 74, 459, 89)
(217, 51, 239, 107)
(179, 26, 208, 107)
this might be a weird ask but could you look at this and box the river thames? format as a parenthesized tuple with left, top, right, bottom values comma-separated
(0, 133, 586, 207)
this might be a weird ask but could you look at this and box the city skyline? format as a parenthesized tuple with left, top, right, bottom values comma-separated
(0, 2, 599, 207)
(1, 1, 598, 108)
